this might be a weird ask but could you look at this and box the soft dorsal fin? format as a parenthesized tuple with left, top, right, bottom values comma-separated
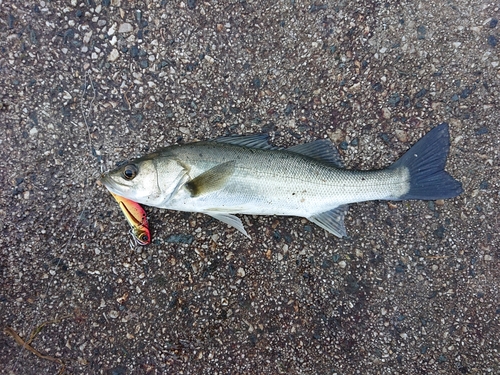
(308, 205, 349, 238)
(213, 134, 276, 150)
(288, 140, 345, 168)
(185, 161, 236, 197)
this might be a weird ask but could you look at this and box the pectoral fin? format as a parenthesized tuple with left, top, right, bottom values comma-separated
(206, 212, 250, 238)
(185, 161, 236, 197)
(308, 205, 349, 238)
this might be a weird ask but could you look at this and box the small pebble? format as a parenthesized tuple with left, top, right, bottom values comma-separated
(475, 127, 488, 135)
(382, 107, 391, 119)
(395, 129, 407, 142)
(165, 234, 194, 244)
(107, 48, 119, 62)
(109, 310, 119, 319)
(379, 133, 391, 145)
(388, 93, 400, 107)
(237, 267, 245, 277)
(460, 87, 472, 99)
(118, 23, 133, 33)
(130, 46, 139, 58)
(417, 25, 426, 39)
(428, 201, 435, 211)
(372, 82, 383, 92)
(107, 23, 116, 36)
(487, 35, 497, 47)
(415, 88, 427, 98)
(108, 366, 127, 375)
(489, 18, 498, 28)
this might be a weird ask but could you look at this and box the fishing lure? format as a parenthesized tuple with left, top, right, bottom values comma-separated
(110, 192, 151, 245)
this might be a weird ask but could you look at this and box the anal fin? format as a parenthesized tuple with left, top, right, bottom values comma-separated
(206, 212, 250, 238)
(308, 205, 349, 238)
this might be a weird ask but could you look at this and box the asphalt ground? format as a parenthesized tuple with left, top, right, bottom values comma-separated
(1, 1, 499, 374)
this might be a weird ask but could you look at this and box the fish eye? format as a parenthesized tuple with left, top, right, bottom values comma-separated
(140, 234, 149, 242)
(122, 164, 138, 180)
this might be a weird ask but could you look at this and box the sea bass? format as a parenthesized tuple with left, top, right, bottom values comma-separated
(100, 123, 462, 238)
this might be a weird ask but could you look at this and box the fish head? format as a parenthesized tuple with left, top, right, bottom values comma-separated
(100, 153, 187, 206)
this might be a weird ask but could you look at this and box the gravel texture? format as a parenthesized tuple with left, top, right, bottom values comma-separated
(1, 0, 499, 374)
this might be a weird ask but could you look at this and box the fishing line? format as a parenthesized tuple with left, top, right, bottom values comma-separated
(11, 71, 99, 373)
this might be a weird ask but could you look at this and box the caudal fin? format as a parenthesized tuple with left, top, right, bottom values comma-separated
(390, 123, 463, 201)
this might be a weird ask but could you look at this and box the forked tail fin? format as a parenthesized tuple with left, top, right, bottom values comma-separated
(390, 123, 463, 201)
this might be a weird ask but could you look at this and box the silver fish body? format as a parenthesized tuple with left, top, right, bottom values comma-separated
(101, 123, 463, 238)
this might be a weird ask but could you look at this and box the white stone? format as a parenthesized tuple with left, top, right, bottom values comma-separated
(179, 126, 190, 135)
(107, 48, 120, 61)
(382, 107, 391, 119)
(107, 23, 116, 36)
(237, 267, 246, 277)
(118, 23, 133, 33)
(83, 30, 93, 44)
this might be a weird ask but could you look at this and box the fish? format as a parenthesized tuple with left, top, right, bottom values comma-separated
(110, 192, 151, 245)
(100, 123, 463, 239)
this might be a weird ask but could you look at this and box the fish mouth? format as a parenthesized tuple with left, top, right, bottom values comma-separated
(99, 173, 122, 194)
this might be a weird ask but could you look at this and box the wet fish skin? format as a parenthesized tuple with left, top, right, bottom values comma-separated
(100, 123, 463, 238)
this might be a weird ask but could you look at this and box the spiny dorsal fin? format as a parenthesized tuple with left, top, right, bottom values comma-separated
(213, 134, 276, 150)
(308, 205, 349, 238)
(185, 161, 236, 197)
(288, 140, 345, 168)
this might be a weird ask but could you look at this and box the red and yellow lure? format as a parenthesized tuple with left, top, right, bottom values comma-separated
(110, 192, 151, 245)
